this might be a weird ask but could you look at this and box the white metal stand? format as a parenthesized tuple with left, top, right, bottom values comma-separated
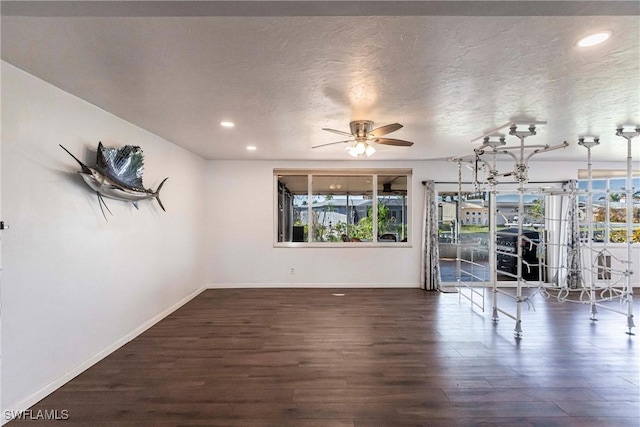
(450, 160, 487, 312)
(615, 127, 638, 335)
(474, 124, 568, 338)
(447, 123, 637, 337)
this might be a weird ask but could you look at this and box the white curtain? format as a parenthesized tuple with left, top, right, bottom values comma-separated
(421, 181, 441, 290)
(551, 181, 583, 288)
(565, 181, 583, 288)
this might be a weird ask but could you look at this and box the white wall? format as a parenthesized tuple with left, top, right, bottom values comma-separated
(206, 160, 422, 287)
(1, 63, 207, 415)
(205, 158, 637, 288)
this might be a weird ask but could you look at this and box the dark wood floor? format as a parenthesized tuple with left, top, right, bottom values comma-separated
(10, 288, 640, 426)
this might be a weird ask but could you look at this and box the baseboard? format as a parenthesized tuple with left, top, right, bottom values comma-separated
(207, 282, 420, 289)
(208, 282, 639, 290)
(207, 282, 640, 290)
(2, 285, 207, 426)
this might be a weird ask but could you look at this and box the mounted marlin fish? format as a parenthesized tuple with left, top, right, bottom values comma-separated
(60, 142, 168, 219)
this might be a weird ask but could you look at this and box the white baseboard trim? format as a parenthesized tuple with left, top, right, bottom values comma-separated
(207, 282, 420, 289)
(208, 282, 639, 290)
(2, 286, 207, 426)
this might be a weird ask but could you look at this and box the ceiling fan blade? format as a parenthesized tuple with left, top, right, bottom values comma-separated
(312, 140, 352, 149)
(373, 138, 414, 147)
(368, 123, 403, 137)
(322, 128, 353, 137)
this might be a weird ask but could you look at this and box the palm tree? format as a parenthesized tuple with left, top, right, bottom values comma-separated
(599, 192, 623, 202)
(599, 187, 640, 202)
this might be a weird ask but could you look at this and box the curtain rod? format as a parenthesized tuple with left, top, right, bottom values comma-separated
(422, 180, 569, 185)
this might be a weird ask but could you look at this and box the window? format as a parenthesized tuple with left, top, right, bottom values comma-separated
(275, 170, 411, 245)
(578, 177, 640, 243)
(437, 188, 547, 283)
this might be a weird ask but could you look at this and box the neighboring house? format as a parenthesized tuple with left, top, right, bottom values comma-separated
(439, 199, 542, 227)
(439, 201, 457, 223)
(294, 198, 364, 225)
(461, 201, 489, 225)
(439, 201, 489, 226)
(358, 197, 408, 225)
(496, 201, 544, 227)
(294, 197, 408, 227)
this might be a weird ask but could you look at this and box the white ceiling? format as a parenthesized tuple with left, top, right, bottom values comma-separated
(2, 1, 639, 162)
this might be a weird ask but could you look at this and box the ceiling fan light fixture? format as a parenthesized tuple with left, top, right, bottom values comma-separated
(577, 31, 611, 47)
(354, 141, 367, 155)
(348, 147, 359, 157)
(365, 144, 376, 157)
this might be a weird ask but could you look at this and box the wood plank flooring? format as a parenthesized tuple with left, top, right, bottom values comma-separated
(9, 288, 640, 426)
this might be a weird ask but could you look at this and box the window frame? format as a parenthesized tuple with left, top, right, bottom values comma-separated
(578, 176, 640, 245)
(274, 169, 412, 247)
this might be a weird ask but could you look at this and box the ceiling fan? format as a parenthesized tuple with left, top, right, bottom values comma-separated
(313, 120, 414, 157)
(380, 176, 407, 195)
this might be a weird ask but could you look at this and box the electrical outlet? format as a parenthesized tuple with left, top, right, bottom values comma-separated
(290, 267, 295, 275)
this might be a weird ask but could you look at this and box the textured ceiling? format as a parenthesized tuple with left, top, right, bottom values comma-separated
(2, 1, 639, 162)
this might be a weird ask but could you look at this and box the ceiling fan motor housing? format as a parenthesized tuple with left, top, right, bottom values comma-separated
(350, 120, 374, 138)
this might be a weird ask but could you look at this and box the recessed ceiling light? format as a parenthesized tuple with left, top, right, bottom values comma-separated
(220, 121, 235, 128)
(246, 146, 257, 151)
(577, 31, 611, 47)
